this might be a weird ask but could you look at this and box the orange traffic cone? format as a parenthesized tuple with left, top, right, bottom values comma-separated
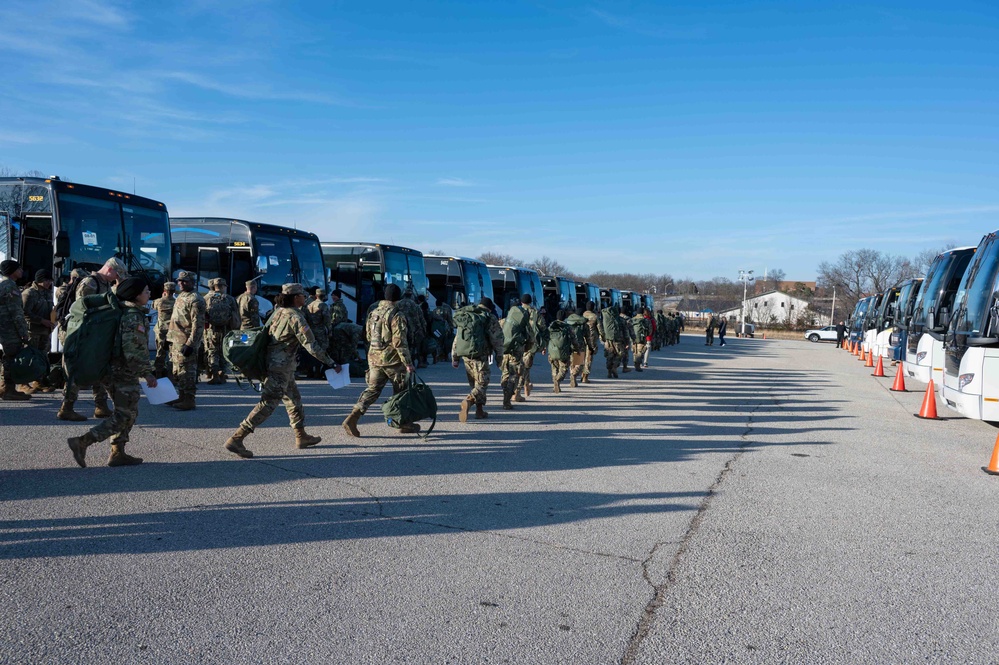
(865, 350, 875, 367)
(872, 355, 885, 377)
(984, 434, 999, 476)
(915, 379, 939, 420)
(842, 339, 849, 350)
(890, 363, 907, 392)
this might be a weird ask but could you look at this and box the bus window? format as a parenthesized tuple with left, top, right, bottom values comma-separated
(0, 212, 10, 262)
(291, 236, 325, 292)
(197, 248, 220, 290)
(230, 251, 253, 294)
(56, 192, 122, 271)
(123, 205, 170, 277)
(254, 232, 294, 288)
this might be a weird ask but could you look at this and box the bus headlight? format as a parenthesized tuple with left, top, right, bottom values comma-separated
(959, 373, 975, 390)
(917, 352, 927, 363)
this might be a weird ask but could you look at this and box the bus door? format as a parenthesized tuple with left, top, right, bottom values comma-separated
(196, 247, 220, 293)
(332, 261, 361, 322)
(229, 250, 253, 296)
(19, 213, 54, 281)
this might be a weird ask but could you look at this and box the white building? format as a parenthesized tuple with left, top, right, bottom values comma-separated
(717, 290, 812, 326)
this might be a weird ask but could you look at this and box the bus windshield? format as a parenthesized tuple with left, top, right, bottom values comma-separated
(123, 203, 171, 279)
(911, 255, 954, 328)
(897, 279, 923, 329)
(254, 232, 295, 288)
(464, 262, 492, 305)
(291, 236, 326, 291)
(517, 271, 543, 304)
(384, 249, 429, 296)
(952, 235, 999, 336)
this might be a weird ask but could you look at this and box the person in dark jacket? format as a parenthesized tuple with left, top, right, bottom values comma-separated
(718, 317, 728, 347)
(836, 320, 846, 348)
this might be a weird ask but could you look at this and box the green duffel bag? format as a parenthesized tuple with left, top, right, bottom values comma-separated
(223, 323, 272, 382)
(382, 372, 437, 440)
(10, 345, 50, 384)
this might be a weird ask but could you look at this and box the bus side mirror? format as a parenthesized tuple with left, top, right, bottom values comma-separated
(926, 312, 935, 329)
(55, 230, 70, 258)
(326, 267, 332, 283)
(256, 256, 269, 273)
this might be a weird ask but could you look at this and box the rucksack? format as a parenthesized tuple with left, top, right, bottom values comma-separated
(206, 292, 232, 327)
(547, 321, 573, 362)
(366, 304, 395, 352)
(453, 306, 490, 359)
(631, 316, 650, 341)
(602, 308, 624, 342)
(223, 322, 272, 382)
(63, 292, 123, 386)
(382, 372, 437, 439)
(502, 305, 530, 354)
(54, 278, 82, 329)
(10, 345, 50, 384)
(565, 317, 587, 352)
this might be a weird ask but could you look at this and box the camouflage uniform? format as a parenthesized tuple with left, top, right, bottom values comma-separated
(453, 304, 504, 406)
(329, 322, 364, 366)
(306, 295, 332, 353)
(152, 284, 175, 376)
(237, 289, 260, 329)
(581, 310, 600, 381)
(22, 281, 54, 353)
(330, 298, 349, 327)
(516, 303, 547, 398)
(63, 272, 113, 411)
(620, 311, 636, 371)
(204, 284, 239, 380)
(240, 304, 334, 432)
(598, 306, 628, 377)
(352, 300, 411, 415)
(168, 284, 206, 404)
(430, 303, 455, 362)
(565, 313, 588, 384)
(0, 274, 30, 392)
(395, 296, 427, 365)
(547, 320, 573, 390)
(630, 313, 651, 371)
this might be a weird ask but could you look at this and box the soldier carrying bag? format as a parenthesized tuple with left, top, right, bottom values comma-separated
(452, 306, 490, 359)
(382, 371, 437, 440)
(223, 322, 273, 384)
(63, 292, 124, 387)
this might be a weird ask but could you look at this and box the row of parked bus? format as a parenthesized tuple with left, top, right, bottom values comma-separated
(0, 176, 656, 338)
(847, 235, 999, 424)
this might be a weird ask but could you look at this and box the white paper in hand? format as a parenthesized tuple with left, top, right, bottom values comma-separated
(141, 377, 179, 405)
(326, 365, 351, 390)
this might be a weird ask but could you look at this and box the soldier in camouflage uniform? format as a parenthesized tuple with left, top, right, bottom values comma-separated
(342, 283, 417, 437)
(168, 271, 206, 410)
(58, 257, 127, 420)
(204, 278, 239, 384)
(515, 294, 547, 401)
(152, 282, 176, 377)
(238, 279, 261, 329)
(306, 288, 332, 354)
(0, 260, 31, 400)
(67, 277, 157, 468)
(224, 283, 338, 458)
(430, 301, 455, 363)
(396, 289, 428, 368)
(581, 301, 600, 383)
(21, 269, 55, 392)
(598, 304, 628, 378)
(565, 308, 589, 388)
(620, 308, 635, 373)
(630, 307, 652, 371)
(501, 298, 534, 409)
(330, 288, 349, 327)
(452, 297, 504, 421)
(329, 321, 364, 366)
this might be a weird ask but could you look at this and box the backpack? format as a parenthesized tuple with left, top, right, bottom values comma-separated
(502, 305, 530, 354)
(547, 321, 573, 362)
(382, 372, 437, 439)
(206, 292, 231, 327)
(63, 292, 123, 386)
(54, 278, 82, 329)
(223, 322, 272, 382)
(566, 318, 587, 352)
(10, 345, 50, 384)
(366, 304, 395, 352)
(631, 316, 650, 341)
(453, 306, 490, 359)
(602, 308, 624, 342)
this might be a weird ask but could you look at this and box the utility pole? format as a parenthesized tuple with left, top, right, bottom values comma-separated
(830, 285, 837, 325)
(738, 269, 755, 336)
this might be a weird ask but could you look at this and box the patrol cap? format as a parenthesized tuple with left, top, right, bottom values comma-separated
(282, 283, 306, 296)
(71, 268, 89, 280)
(104, 257, 128, 278)
(176, 271, 195, 283)
(163, 282, 176, 292)
(215, 277, 227, 288)
(207, 278, 217, 288)
(245, 280, 257, 289)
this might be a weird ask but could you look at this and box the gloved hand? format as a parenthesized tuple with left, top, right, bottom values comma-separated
(181, 344, 194, 357)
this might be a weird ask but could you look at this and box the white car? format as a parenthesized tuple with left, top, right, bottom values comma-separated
(804, 326, 839, 343)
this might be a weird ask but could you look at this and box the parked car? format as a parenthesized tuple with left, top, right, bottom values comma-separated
(736, 323, 755, 338)
(804, 326, 839, 343)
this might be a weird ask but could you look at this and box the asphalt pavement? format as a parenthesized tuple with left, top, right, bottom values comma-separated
(2, 335, 998, 664)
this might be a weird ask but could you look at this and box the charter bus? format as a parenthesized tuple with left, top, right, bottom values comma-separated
(424, 255, 494, 312)
(0, 177, 172, 354)
(847, 296, 876, 345)
(643, 294, 655, 312)
(488, 265, 544, 316)
(942, 232, 999, 421)
(621, 291, 644, 316)
(870, 284, 902, 358)
(574, 281, 602, 311)
(322, 242, 428, 324)
(171, 217, 327, 318)
(600, 287, 623, 310)
(887, 277, 924, 362)
(906, 246, 976, 388)
(541, 275, 577, 320)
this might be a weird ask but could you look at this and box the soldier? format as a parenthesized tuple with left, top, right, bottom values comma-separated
(167, 271, 206, 410)
(620, 307, 635, 374)
(204, 277, 239, 385)
(330, 288, 349, 327)
(306, 287, 332, 354)
(152, 282, 176, 378)
(21, 269, 55, 392)
(396, 289, 428, 369)
(329, 321, 364, 368)
(515, 294, 547, 401)
(431, 301, 455, 363)
(630, 307, 652, 372)
(580, 301, 600, 383)
(598, 303, 628, 378)
(341, 283, 417, 437)
(501, 297, 534, 409)
(452, 296, 504, 421)
(224, 283, 339, 458)
(66, 277, 157, 468)
(705, 314, 717, 346)
(238, 279, 261, 329)
(547, 309, 573, 393)
(58, 257, 128, 420)
(565, 308, 589, 388)
(0, 260, 31, 400)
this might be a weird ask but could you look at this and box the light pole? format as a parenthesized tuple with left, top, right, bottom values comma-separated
(738, 269, 755, 336)
(830, 285, 837, 326)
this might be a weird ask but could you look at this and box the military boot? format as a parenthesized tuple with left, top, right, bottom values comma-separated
(525, 382, 532, 397)
(57, 401, 87, 421)
(503, 394, 513, 410)
(18, 383, 37, 395)
(107, 444, 143, 467)
(342, 409, 362, 437)
(621, 366, 630, 374)
(581, 374, 590, 384)
(172, 394, 196, 411)
(635, 363, 643, 372)
(67, 432, 97, 468)
(206, 372, 223, 385)
(1, 384, 30, 401)
(459, 397, 473, 423)
(398, 423, 421, 434)
(93, 398, 113, 418)
(294, 426, 322, 448)
(553, 381, 560, 394)
(224, 426, 254, 458)
(475, 403, 488, 419)
(514, 392, 526, 403)
(570, 375, 578, 388)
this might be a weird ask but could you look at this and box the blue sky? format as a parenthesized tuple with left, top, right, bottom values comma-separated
(2, 0, 998, 281)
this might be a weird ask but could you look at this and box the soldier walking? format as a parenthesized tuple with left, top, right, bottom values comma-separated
(21, 269, 55, 392)
(565, 308, 589, 388)
(204, 278, 239, 385)
(330, 288, 349, 327)
(66, 277, 157, 468)
(396, 289, 428, 369)
(0, 260, 31, 400)
(167, 271, 206, 410)
(630, 307, 651, 372)
(225, 284, 338, 457)
(581, 301, 600, 383)
(237, 279, 261, 329)
(152, 282, 176, 378)
(306, 287, 332, 355)
(452, 297, 504, 421)
(547, 310, 573, 393)
(515, 294, 546, 401)
(598, 303, 628, 378)
(341, 283, 417, 437)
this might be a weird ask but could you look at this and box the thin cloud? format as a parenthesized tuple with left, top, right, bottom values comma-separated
(161, 71, 355, 106)
(436, 178, 477, 187)
(587, 7, 708, 40)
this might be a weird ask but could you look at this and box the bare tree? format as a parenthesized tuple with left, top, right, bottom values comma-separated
(913, 244, 956, 274)
(528, 255, 571, 277)
(477, 251, 525, 266)
(766, 268, 786, 291)
(818, 248, 919, 316)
